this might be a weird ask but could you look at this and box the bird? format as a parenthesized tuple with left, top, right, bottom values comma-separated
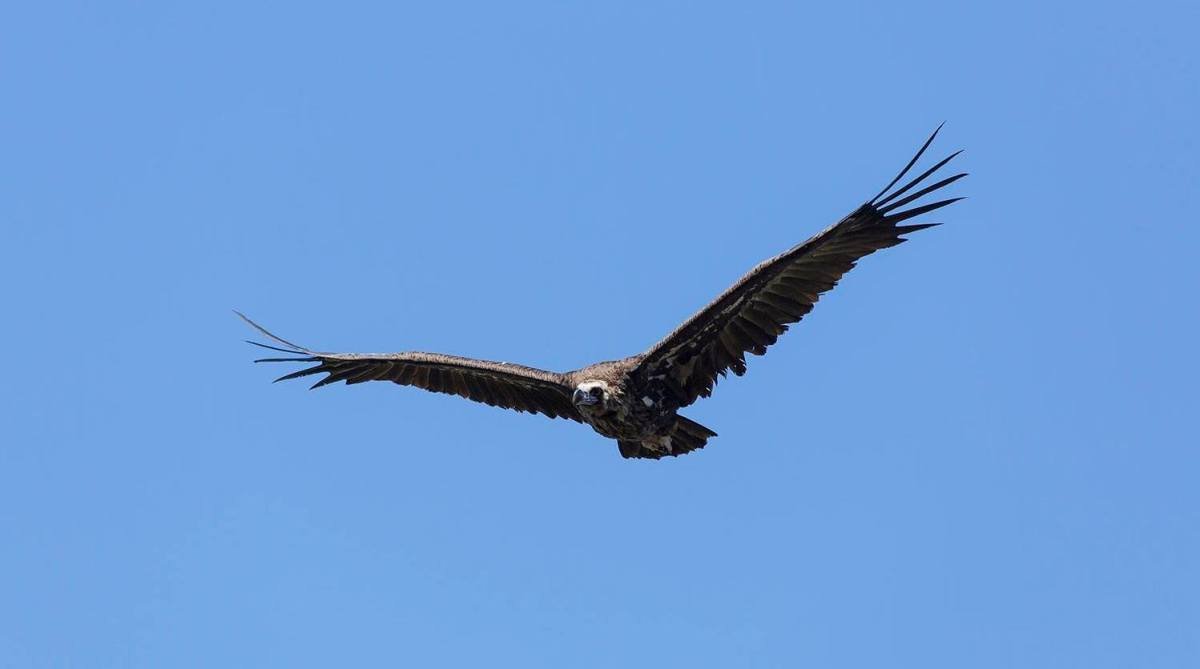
(241, 126, 964, 459)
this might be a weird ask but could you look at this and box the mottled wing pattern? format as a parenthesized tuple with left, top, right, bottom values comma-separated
(239, 313, 583, 422)
(633, 126, 965, 407)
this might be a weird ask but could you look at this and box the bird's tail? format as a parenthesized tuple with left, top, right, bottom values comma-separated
(618, 416, 717, 459)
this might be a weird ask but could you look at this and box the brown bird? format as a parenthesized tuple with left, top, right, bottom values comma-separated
(242, 126, 964, 459)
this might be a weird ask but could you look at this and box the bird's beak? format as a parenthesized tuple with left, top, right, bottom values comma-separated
(573, 389, 599, 406)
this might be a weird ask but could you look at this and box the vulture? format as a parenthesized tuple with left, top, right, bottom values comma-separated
(242, 126, 964, 459)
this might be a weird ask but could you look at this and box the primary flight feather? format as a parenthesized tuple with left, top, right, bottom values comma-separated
(242, 126, 964, 459)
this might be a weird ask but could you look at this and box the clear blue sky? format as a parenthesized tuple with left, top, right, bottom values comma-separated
(2, 1, 1197, 666)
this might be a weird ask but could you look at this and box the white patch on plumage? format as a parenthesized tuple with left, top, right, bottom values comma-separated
(642, 396, 654, 407)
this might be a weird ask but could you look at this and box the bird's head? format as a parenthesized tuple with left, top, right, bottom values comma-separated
(572, 381, 609, 412)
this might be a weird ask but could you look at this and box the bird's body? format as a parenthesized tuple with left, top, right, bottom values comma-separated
(564, 357, 714, 458)
(242, 127, 965, 459)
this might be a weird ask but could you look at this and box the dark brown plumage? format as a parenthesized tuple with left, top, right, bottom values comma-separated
(242, 126, 964, 459)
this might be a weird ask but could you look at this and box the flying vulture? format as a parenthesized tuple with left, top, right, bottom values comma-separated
(242, 126, 964, 459)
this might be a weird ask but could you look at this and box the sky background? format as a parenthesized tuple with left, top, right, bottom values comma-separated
(2, 1, 1198, 667)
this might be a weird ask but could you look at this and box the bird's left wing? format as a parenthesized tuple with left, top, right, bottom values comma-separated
(238, 313, 583, 421)
(631, 126, 965, 408)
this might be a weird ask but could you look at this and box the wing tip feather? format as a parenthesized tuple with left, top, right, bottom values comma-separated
(866, 125, 966, 228)
(867, 123, 946, 205)
(235, 310, 313, 354)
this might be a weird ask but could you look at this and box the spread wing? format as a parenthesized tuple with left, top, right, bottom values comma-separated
(633, 125, 965, 407)
(238, 313, 583, 422)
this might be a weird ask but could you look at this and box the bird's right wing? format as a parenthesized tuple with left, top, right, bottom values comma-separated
(239, 313, 583, 422)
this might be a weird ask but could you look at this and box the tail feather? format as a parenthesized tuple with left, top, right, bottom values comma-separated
(618, 416, 717, 460)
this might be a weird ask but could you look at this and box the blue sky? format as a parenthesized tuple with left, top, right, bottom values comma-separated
(2, 1, 1197, 666)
